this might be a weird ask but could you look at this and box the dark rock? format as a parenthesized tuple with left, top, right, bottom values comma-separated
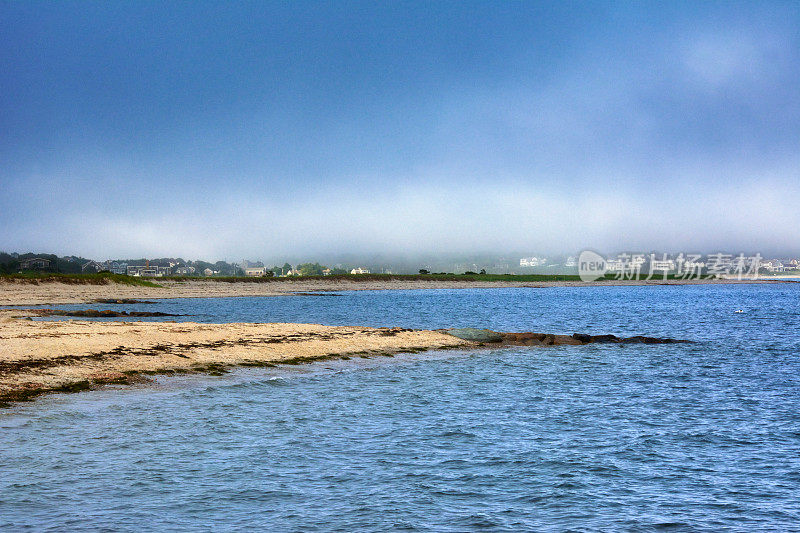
(539, 334, 555, 345)
(551, 334, 585, 345)
(589, 334, 622, 343)
(452, 329, 690, 347)
(621, 336, 683, 344)
(502, 332, 547, 345)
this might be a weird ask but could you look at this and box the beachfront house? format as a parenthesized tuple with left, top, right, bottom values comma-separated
(127, 265, 171, 277)
(762, 260, 785, 273)
(244, 267, 267, 277)
(18, 257, 52, 271)
(520, 257, 546, 267)
(81, 261, 106, 273)
(650, 259, 676, 272)
(104, 261, 128, 275)
(350, 267, 370, 274)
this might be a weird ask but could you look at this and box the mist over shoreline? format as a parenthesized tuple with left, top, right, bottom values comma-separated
(2, 2, 798, 259)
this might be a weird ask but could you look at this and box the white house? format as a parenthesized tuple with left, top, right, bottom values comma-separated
(520, 257, 546, 267)
(650, 259, 676, 272)
(127, 265, 171, 277)
(350, 267, 370, 274)
(244, 267, 267, 277)
(763, 260, 785, 273)
(105, 261, 128, 275)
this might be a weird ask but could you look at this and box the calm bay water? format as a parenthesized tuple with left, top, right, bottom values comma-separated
(2, 284, 800, 531)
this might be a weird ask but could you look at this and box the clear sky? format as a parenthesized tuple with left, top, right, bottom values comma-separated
(2, 1, 799, 260)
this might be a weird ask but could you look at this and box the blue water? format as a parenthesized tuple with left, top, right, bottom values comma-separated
(2, 284, 800, 531)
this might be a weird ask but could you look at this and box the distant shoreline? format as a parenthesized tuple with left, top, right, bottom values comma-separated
(0, 276, 780, 306)
(754, 274, 800, 280)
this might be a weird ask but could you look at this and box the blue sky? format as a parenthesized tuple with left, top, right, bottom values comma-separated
(2, 1, 799, 260)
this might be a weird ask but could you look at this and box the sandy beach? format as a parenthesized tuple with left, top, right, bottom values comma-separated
(0, 309, 472, 406)
(0, 277, 773, 306)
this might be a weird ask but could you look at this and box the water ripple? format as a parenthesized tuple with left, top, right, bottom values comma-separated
(2, 285, 800, 530)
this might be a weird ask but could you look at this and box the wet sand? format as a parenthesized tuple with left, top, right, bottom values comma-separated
(0, 309, 471, 406)
(0, 277, 768, 306)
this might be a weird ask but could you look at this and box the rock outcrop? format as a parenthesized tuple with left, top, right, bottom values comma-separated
(445, 328, 687, 346)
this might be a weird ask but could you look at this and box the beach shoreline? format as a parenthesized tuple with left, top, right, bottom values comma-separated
(0, 277, 777, 306)
(0, 304, 687, 407)
(0, 310, 473, 407)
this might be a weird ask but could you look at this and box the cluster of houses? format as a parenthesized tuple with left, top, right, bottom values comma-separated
(242, 266, 302, 277)
(242, 266, 305, 277)
(519, 256, 577, 268)
(79, 259, 374, 279)
(71, 259, 191, 277)
(763, 259, 795, 273)
(80, 260, 175, 277)
(519, 257, 547, 267)
(242, 266, 371, 277)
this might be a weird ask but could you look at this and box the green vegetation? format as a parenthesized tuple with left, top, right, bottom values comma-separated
(0, 271, 162, 287)
(296, 262, 326, 276)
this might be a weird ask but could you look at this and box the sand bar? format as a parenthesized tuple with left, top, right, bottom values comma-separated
(0, 309, 471, 406)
